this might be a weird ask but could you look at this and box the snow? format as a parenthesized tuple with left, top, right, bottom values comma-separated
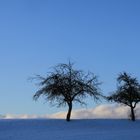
(0, 119, 140, 140)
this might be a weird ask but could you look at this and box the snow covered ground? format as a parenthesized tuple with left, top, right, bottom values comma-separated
(0, 119, 140, 140)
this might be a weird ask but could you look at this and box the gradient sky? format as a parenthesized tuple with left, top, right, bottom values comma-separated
(0, 0, 140, 115)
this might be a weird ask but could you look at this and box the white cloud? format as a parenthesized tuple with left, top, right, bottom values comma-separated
(2, 114, 50, 119)
(71, 104, 129, 119)
(1, 104, 140, 119)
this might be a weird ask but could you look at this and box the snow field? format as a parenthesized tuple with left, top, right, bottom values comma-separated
(0, 119, 140, 140)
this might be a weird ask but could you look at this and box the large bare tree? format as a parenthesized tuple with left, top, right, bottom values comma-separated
(33, 62, 101, 121)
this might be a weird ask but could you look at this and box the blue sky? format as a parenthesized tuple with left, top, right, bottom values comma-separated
(0, 0, 140, 115)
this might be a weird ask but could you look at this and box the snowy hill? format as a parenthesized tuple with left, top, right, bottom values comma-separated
(0, 119, 140, 140)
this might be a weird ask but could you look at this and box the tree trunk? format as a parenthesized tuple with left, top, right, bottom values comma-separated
(130, 106, 135, 121)
(66, 102, 72, 122)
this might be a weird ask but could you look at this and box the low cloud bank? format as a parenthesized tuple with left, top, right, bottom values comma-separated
(1, 104, 140, 119)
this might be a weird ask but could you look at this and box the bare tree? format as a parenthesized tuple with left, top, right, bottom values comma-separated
(107, 72, 140, 121)
(33, 62, 101, 121)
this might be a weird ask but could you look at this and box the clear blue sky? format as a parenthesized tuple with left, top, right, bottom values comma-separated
(0, 0, 140, 115)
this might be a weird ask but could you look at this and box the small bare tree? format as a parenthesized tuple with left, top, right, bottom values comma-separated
(107, 72, 140, 121)
(33, 62, 101, 121)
